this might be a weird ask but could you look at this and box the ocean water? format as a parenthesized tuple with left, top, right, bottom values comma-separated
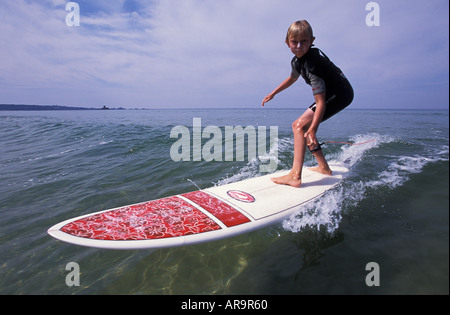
(0, 108, 448, 295)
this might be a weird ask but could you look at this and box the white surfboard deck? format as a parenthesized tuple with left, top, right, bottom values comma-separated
(48, 165, 348, 250)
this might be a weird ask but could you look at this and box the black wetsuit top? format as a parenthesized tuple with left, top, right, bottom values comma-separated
(291, 47, 354, 121)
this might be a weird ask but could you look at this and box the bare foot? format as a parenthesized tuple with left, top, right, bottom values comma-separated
(271, 171, 302, 188)
(309, 166, 332, 176)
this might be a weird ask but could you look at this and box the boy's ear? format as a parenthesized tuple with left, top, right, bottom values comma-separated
(285, 39, 290, 47)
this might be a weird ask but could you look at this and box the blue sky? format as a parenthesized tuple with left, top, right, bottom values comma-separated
(0, 0, 448, 109)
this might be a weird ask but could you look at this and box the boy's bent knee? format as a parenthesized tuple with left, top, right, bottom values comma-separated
(292, 121, 300, 134)
(292, 120, 306, 134)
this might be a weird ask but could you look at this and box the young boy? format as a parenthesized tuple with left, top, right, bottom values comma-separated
(262, 20, 353, 188)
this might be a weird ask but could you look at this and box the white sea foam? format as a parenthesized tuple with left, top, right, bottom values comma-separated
(20, 148, 77, 163)
(282, 133, 389, 234)
(215, 133, 287, 186)
(282, 133, 448, 234)
(215, 157, 264, 186)
(215, 132, 447, 235)
(99, 140, 114, 145)
(329, 133, 394, 166)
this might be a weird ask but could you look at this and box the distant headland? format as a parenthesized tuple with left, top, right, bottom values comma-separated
(0, 104, 125, 111)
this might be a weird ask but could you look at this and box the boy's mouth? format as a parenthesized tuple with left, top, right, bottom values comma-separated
(293, 48, 305, 56)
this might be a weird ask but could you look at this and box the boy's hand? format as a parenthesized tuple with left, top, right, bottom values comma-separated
(262, 94, 274, 107)
(262, 77, 297, 107)
(305, 130, 319, 150)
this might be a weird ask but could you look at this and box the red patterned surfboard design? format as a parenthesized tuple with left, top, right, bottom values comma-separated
(182, 191, 251, 227)
(49, 166, 348, 249)
(60, 193, 250, 241)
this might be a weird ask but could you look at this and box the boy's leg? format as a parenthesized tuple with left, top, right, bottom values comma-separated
(292, 109, 315, 177)
(306, 90, 353, 176)
(272, 109, 315, 188)
(309, 149, 332, 175)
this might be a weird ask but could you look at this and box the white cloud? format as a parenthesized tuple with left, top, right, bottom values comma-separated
(0, 0, 448, 108)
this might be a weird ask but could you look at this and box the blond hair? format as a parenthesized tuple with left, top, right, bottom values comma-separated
(286, 20, 314, 43)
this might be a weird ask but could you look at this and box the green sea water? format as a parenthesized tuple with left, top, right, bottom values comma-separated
(0, 108, 448, 295)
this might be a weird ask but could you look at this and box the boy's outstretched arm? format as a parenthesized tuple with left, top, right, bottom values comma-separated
(262, 76, 297, 107)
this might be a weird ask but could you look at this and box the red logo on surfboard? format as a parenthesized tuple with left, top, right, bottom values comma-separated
(227, 190, 255, 203)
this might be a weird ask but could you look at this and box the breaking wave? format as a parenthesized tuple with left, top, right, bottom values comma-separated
(215, 130, 448, 235)
(282, 133, 448, 234)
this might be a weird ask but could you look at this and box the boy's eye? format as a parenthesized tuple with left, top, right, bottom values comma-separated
(291, 39, 309, 46)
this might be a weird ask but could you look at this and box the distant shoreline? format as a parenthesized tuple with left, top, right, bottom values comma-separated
(0, 104, 123, 111)
(1, 104, 447, 111)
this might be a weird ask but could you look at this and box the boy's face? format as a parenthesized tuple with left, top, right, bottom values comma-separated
(286, 35, 315, 58)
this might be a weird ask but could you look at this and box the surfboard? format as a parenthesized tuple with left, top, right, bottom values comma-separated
(48, 165, 348, 250)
